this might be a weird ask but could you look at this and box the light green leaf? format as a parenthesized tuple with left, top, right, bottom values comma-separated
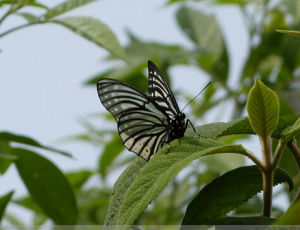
(16, 12, 38, 23)
(13, 148, 78, 224)
(104, 158, 146, 227)
(0, 191, 14, 222)
(53, 17, 127, 60)
(182, 166, 293, 225)
(247, 79, 279, 137)
(176, 7, 223, 57)
(99, 133, 124, 178)
(276, 29, 300, 36)
(43, 0, 97, 19)
(0, 131, 72, 157)
(115, 138, 248, 225)
(274, 200, 300, 225)
(281, 118, 300, 144)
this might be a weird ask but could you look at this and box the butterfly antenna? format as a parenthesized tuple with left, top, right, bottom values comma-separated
(181, 81, 212, 112)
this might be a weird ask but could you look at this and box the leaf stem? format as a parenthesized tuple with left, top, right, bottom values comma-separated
(244, 149, 264, 171)
(0, 21, 41, 38)
(272, 139, 285, 170)
(287, 140, 300, 171)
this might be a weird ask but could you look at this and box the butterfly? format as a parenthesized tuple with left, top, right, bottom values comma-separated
(97, 61, 204, 161)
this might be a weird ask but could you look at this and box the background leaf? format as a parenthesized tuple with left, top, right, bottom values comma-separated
(0, 132, 72, 157)
(43, 0, 97, 19)
(53, 17, 127, 60)
(0, 191, 14, 222)
(12, 148, 78, 225)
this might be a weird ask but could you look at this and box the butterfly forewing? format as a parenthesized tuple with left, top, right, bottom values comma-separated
(97, 78, 169, 160)
(148, 61, 181, 120)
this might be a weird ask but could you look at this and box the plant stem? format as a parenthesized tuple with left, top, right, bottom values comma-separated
(262, 169, 273, 217)
(288, 140, 300, 171)
(272, 139, 285, 169)
(244, 149, 264, 171)
(0, 21, 40, 38)
(259, 135, 273, 217)
(287, 140, 300, 205)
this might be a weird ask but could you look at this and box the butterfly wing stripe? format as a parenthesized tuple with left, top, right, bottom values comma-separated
(148, 61, 181, 119)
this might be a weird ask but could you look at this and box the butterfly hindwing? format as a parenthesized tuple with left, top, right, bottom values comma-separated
(148, 61, 181, 120)
(97, 78, 169, 160)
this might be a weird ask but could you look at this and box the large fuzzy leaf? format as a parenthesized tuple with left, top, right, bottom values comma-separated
(113, 138, 249, 226)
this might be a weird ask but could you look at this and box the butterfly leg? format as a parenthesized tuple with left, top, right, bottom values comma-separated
(186, 119, 207, 138)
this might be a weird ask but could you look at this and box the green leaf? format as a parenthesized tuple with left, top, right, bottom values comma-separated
(176, 7, 223, 58)
(43, 0, 97, 19)
(281, 118, 300, 144)
(13, 196, 43, 214)
(115, 138, 249, 225)
(66, 169, 93, 189)
(176, 7, 228, 81)
(181, 166, 293, 225)
(190, 117, 253, 138)
(276, 29, 300, 36)
(12, 148, 78, 224)
(274, 200, 300, 225)
(104, 157, 146, 227)
(16, 12, 38, 23)
(99, 133, 124, 178)
(0, 191, 14, 222)
(0, 132, 72, 157)
(247, 79, 279, 137)
(53, 17, 127, 60)
(84, 63, 147, 92)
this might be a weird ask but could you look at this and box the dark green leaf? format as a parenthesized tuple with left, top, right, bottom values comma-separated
(104, 158, 146, 227)
(0, 132, 72, 157)
(43, 0, 97, 19)
(13, 148, 78, 224)
(0, 191, 14, 222)
(247, 79, 279, 137)
(181, 166, 293, 225)
(53, 17, 127, 61)
(99, 133, 124, 178)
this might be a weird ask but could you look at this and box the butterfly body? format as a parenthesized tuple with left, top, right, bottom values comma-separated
(97, 61, 194, 161)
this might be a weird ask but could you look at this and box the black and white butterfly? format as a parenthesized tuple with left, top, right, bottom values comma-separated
(97, 61, 205, 161)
